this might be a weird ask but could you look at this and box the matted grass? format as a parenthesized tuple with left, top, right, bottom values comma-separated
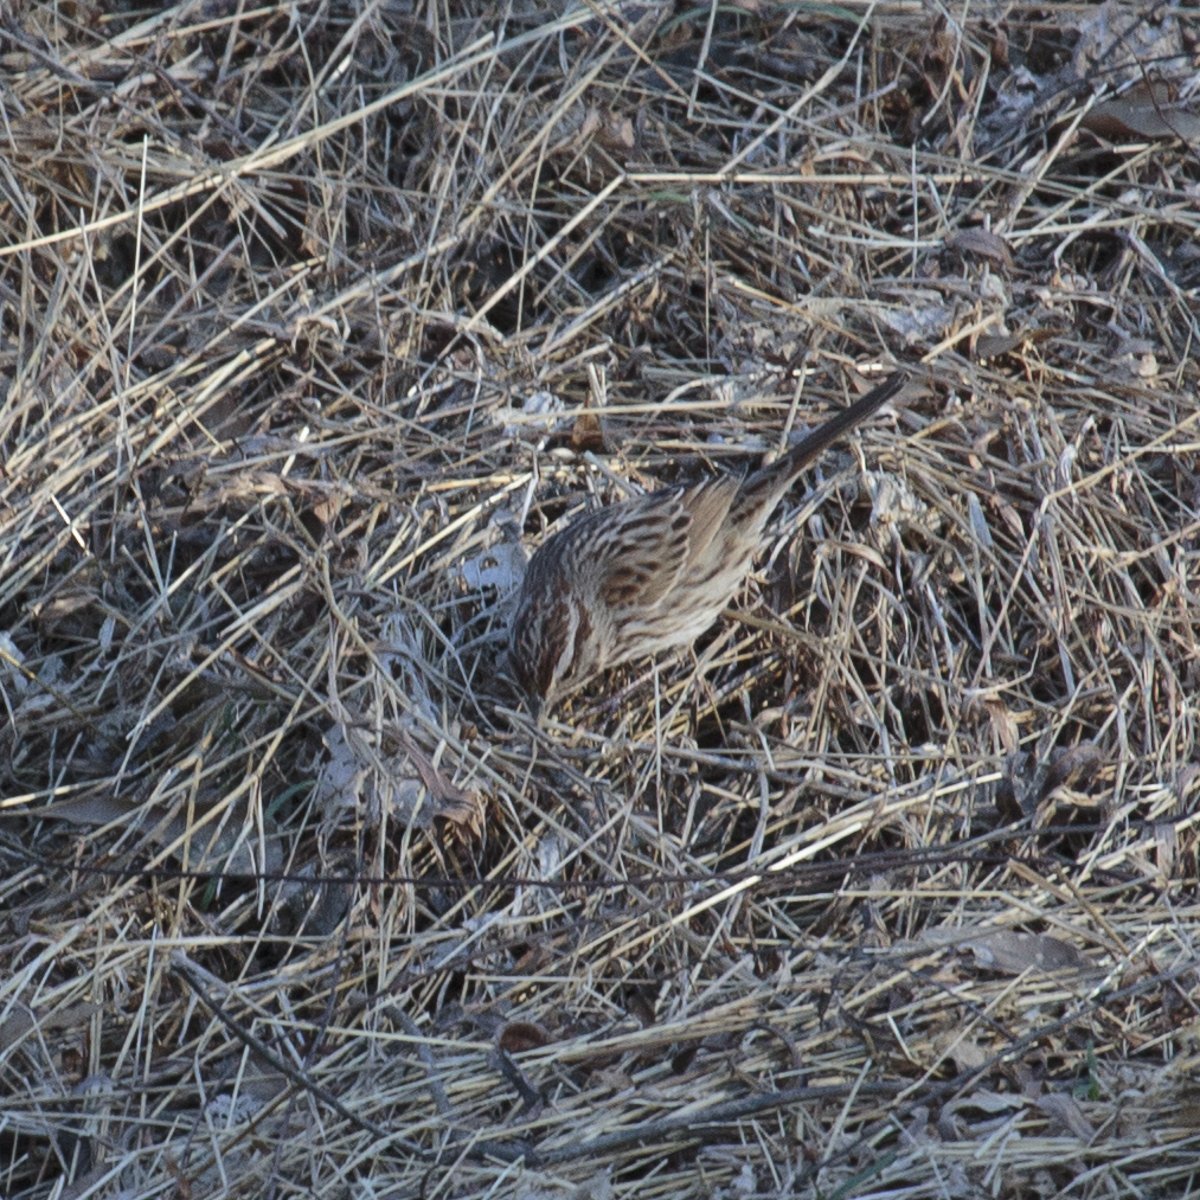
(1, 2, 1198, 1198)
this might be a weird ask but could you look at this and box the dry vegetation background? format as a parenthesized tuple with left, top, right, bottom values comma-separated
(1, 1, 1199, 1197)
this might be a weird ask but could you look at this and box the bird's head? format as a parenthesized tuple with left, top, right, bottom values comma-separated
(507, 579, 595, 717)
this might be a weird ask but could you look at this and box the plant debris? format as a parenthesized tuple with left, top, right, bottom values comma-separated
(1, 3, 1198, 1198)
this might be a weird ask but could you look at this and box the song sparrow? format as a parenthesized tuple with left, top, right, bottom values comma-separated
(508, 371, 905, 711)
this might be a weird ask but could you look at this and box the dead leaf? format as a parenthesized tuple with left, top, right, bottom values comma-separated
(570, 407, 609, 454)
(1037, 1092, 1098, 1141)
(946, 228, 1014, 271)
(1081, 84, 1200, 142)
(498, 1021, 551, 1053)
(966, 930, 1093, 976)
(974, 331, 1026, 359)
(398, 732, 482, 826)
(1041, 742, 1104, 799)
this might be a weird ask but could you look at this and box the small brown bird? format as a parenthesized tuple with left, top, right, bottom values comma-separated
(508, 371, 905, 711)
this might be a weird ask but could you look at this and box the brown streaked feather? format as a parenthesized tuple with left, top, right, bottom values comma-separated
(585, 489, 694, 610)
(676, 476, 739, 565)
(508, 370, 907, 710)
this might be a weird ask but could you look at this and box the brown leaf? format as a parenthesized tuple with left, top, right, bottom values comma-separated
(397, 732, 482, 825)
(946, 228, 1013, 271)
(625, 983, 658, 1028)
(974, 331, 1026, 360)
(1037, 1092, 1098, 1141)
(599, 111, 635, 153)
(311, 489, 346, 528)
(498, 1021, 551, 1053)
(1081, 83, 1200, 142)
(570, 408, 609, 454)
(966, 930, 1093, 976)
(1041, 742, 1104, 800)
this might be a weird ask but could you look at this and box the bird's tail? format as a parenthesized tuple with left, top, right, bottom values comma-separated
(734, 369, 906, 519)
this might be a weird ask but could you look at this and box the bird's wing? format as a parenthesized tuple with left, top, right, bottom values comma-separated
(677, 476, 739, 564)
(590, 476, 743, 609)
(559, 489, 694, 610)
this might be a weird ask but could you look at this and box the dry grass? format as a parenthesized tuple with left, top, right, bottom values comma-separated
(1, 2, 1198, 1197)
